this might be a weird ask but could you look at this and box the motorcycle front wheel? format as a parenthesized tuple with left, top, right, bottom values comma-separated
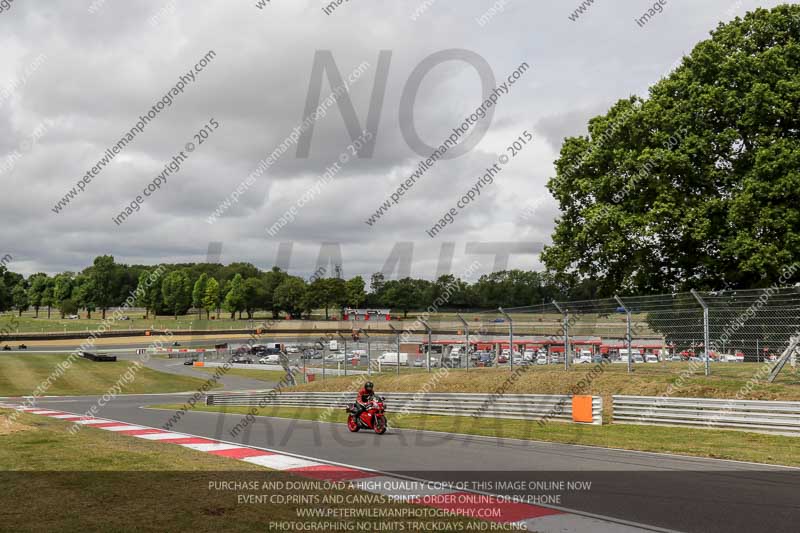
(347, 415, 360, 432)
(373, 415, 386, 435)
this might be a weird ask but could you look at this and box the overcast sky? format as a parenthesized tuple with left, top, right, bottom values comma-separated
(0, 0, 790, 281)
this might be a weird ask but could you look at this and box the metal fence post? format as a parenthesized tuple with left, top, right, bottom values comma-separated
(359, 329, 370, 376)
(614, 295, 632, 374)
(388, 324, 401, 376)
(457, 313, 469, 371)
(338, 332, 347, 377)
(552, 301, 569, 371)
(420, 319, 432, 373)
(498, 308, 513, 371)
(691, 289, 711, 376)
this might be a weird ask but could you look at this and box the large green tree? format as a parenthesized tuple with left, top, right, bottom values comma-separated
(242, 277, 266, 319)
(223, 274, 246, 319)
(27, 273, 49, 318)
(0, 277, 9, 313)
(382, 278, 424, 318)
(11, 283, 28, 316)
(543, 5, 800, 294)
(135, 269, 163, 319)
(74, 274, 95, 319)
(262, 267, 288, 318)
(202, 277, 221, 319)
(305, 278, 347, 319)
(274, 277, 307, 319)
(52, 273, 75, 318)
(345, 276, 366, 308)
(89, 255, 120, 319)
(161, 270, 192, 319)
(192, 273, 209, 318)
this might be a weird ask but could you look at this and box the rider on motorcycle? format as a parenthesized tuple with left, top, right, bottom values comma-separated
(353, 381, 375, 418)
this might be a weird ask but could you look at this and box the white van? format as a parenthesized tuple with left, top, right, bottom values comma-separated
(618, 349, 643, 363)
(378, 352, 408, 366)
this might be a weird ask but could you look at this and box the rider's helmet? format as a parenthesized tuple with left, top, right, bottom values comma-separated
(364, 381, 374, 393)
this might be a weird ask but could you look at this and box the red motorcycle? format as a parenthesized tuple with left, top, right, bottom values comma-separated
(346, 396, 387, 434)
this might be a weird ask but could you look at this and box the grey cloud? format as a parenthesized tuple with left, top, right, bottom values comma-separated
(0, 0, 781, 278)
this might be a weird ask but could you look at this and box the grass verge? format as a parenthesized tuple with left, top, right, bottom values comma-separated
(0, 354, 218, 396)
(291, 363, 800, 418)
(0, 409, 489, 532)
(150, 403, 800, 468)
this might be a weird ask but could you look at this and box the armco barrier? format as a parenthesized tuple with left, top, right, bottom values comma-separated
(613, 395, 800, 435)
(206, 392, 603, 424)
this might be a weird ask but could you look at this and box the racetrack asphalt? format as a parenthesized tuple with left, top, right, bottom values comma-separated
(12, 391, 799, 533)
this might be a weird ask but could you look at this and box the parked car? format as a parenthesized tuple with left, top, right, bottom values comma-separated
(523, 350, 536, 362)
(259, 354, 281, 364)
(477, 353, 494, 367)
(645, 354, 659, 363)
(536, 354, 548, 365)
(413, 358, 425, 367)
(231, 356, 253, 364)
(285, 345, 300, 354)
(183, 358, 197, 366)
(721, 353, 744, 363)
(67, 314, 79, 320)
(446, 350, 463, 366)
(302, 348, 318, 359)
(324, 352, 346, 363)
(575, 351, 593, 364)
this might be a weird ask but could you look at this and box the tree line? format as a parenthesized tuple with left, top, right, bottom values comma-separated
(0, 256, 568, 320)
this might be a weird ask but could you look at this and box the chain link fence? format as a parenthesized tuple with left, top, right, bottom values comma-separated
(376, 286, 800, 379)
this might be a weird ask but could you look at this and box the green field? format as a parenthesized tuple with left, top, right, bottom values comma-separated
(0, 410, 485, 532)
(0, 313, 271, 334)
(155, 403, 800, 468)
(0, 354, 216, 396)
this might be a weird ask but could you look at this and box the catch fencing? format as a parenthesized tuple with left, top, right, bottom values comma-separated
(414, 285, 800, 377)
